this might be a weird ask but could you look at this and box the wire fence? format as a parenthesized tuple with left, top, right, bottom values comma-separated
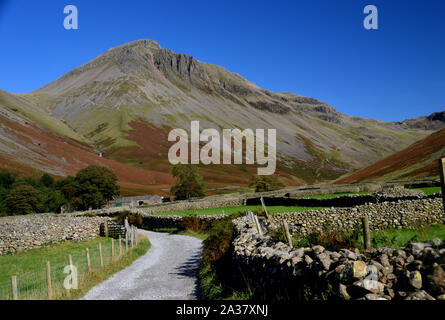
(0, 225, 139, 300)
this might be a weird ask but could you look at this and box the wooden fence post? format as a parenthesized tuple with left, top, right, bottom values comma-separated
(46, 261, 52, 299)
(86, 248, 91, 273)
(11, 276, 18, 300)
(260, 197, 270, 220)
(124, 217, 129, 231)
(104, 222, 109, 238)
(125, 232, 128, 253)
(119, 235, 122, 257)
(439, 158, 445, 213)
(131, 227, 135, 248)
(111, 238, 115, 261)
(362, 215, 371, 250)
(99, 243, 104, 267)
(254, 214, 263, 236)
(282, 220, 293, 248)
(247, 210, 252, 222)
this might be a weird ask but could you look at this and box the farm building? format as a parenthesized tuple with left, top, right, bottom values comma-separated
(108, 195, 162, 208)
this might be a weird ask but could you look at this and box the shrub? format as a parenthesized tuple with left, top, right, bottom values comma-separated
(202, 217, 235, 264)
(115, 211, 143, 228)
(180, 215, 213, 232)
(269, 228, 289, 244)
(128, 214, 143, 227)
(250, 175, 284, 192)
(292, 227, 360, 250)
(180, 215, 201, 231)
(199, 213, 247, 299)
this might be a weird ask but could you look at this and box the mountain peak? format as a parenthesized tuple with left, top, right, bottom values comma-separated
(108, 39, 162, 51)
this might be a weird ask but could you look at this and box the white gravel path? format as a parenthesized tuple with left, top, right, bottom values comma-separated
(81, 230, 203, 300)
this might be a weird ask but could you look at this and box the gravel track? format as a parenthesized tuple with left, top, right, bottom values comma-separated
(82, 230, 203, 300)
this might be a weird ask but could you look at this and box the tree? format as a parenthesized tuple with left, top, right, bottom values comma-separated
(39, 173, 55, 188)
(0, 170, 17, 190)
(65, 165, 120, 210)
(43, 190, 67, 213)
(0, 186, 8, 216)
(170, 164, 206, 200)
(55, 176, 75, 188)
(5, 183, 43, 215)
(250, 175, 284, 192)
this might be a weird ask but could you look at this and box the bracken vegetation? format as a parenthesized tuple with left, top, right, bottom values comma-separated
(198, 213, 255, 300)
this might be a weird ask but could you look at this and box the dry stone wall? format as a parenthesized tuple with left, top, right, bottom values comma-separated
(85, 184, 436, 216)
(232, 209, 445, 300)
(247, 190, 436, 208)
(267, 198, 444, 236)
(0, 213, 110, 255)
(139, 198, 243, 214)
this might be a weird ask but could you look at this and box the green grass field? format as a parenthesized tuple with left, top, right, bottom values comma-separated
(153, 186, 442, 217)
(364, 224, 445, 249)
(0, 238, 112, 284)
(0, 236, 150, 300)
(155, 205, 326, 216)
(415, 186, 441, 195)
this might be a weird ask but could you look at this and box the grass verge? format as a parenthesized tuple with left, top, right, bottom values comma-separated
(0, 235, 150, 300)
(65, 235, 150, 300)
(271, 224, 445, 251)
(363, 224, 445, 249)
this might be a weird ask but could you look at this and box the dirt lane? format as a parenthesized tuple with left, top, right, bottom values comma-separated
(82, 230, 202, 300)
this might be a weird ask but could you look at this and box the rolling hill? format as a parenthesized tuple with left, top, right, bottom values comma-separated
(336, 126, 445, 183)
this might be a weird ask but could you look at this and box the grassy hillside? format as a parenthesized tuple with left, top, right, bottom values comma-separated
(336, 127, 445, 183)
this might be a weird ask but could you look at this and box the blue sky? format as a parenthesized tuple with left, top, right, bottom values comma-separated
(0, 0, 444, 121)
